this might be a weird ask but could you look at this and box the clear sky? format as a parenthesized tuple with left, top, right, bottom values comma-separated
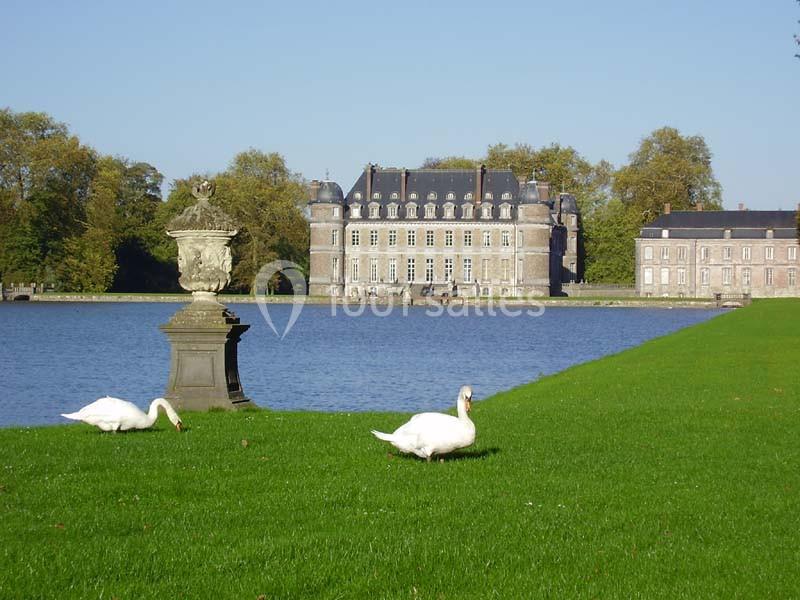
(2, 0, 798, 210)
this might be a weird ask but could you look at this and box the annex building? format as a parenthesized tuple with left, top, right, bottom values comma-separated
(308, 165, 581, 299)
(635, 204, 800, 298)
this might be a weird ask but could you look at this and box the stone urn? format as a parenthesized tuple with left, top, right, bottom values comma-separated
(159, 180, 253, 410)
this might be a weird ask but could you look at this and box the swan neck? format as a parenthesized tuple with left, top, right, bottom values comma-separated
(148, 398, 177, 427)
(457, 396, 470, 420)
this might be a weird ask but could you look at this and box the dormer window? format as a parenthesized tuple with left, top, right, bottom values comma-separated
(427, 192, 437, 201)
(500, 203, 511, 219)
(484, 192, 493, 201)
(354, 192, 362, 201)
(465, 192, 473, 201)
(409, 192, 418, 200)
(446, 191, 455, 201)
(462, 203, 474, 219)
(481, 203, 493, 219)
(406, 203, 417, 219)
(723, 229, 731, 239)
(443, 203, 455, 219)
(387, 203, 398, 219)
(351, 204, 362, 219)
(501, 192, 512, 200)
(372, 192, 381, 200)
(766, 229, 774, 239)
(425, 203, 436, 219)
(369, 203, 380, 219)
(390, 192, 399, 200)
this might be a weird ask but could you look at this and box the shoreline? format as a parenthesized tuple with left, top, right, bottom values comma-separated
(8, 293, 719, 309)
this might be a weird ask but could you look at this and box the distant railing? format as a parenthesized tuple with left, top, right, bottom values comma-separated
(0, 282, 49, 301)
(714, 293, 752, 308)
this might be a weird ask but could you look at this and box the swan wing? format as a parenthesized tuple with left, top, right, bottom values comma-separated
(394, 413, 475, 456)
(61, 397, 146, 430)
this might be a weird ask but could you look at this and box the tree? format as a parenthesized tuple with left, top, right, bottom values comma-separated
(613, 127, 722, 226)
(420, 156, 478, 169)
(582, 199, 640, 284)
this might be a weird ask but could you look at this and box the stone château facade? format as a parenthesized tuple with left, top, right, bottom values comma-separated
(635, 204, 800, 298)
(308, 165, 580, 299)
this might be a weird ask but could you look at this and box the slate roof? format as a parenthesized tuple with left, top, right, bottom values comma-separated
(640, 210, 799, 239)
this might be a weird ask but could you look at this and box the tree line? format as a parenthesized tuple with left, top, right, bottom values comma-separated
(421, 129, 722, 283)
(1, 107, 722, 291)
(0, 109, 308, 293)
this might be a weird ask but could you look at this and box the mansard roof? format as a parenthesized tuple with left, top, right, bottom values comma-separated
(640, 210, 799, 239)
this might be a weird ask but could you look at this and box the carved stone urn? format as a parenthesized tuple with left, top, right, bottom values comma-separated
(159, 180, 253, 410)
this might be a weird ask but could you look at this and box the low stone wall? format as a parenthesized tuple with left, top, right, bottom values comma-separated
(562, 283, 636, 298)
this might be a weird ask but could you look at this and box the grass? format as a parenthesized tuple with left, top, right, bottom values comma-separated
(1, 300, 799, 599)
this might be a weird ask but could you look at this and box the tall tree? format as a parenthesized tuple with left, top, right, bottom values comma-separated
(420, 156, 479, 169)
(582, 199, 640, 284)
(613, 127, 722, 225)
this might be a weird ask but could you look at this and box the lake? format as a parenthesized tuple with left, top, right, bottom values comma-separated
(0, 302, 721, 427)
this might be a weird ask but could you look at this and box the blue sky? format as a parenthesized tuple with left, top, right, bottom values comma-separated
(2, 0, 798, 209)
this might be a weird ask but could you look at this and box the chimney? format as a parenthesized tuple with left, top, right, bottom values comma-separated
(664, 202, 671, 215)
(365, 163, 374, 202)
(309, 179, 321, 202)
(738, 203, 745, 211)
(474, 164, 485, 205)
(536, 181, 550, 202)
(400, 168, 407, 202)
(696, 202, 704, 212)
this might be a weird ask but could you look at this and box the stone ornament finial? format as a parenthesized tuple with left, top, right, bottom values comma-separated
(191, 180, 216, 201)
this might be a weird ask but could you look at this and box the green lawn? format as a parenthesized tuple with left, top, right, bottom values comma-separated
(1, 301, 798, 599)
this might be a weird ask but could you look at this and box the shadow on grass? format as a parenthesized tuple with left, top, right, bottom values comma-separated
(389, 447, 501, 462)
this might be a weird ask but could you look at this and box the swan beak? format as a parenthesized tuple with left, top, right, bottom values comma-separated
(466, 397, 472, 412)
(175, 421, 183, 432)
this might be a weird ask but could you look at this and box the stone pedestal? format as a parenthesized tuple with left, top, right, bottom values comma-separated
(160, 299, 253, 411)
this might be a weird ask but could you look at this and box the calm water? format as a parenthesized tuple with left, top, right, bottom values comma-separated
(0, 302, 720, 427)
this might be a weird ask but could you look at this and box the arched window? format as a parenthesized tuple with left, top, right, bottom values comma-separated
(369, 203, 380, 219)
(351, 204, 362, 218)
(427, 192, 437, 201)
(462, 203, 473, 219)
(481, 203, 493, 219)
(354, 192, 362, 200)
(465, 192, 473, 201)
(501, 192, 512, 200)
(372, 192, 381, 200)
(406, 203, 417, 219)
(390, 192, 399, 200)
(443, 203, 455, 219)
(425, 203, 436, 219)
(484, 192, 493, 201)
(446, 191, 455, 201)
(409, 192, 418, 200)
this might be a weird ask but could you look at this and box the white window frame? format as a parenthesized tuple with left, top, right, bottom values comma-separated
(482, 231, 491, 248)
(462, 204, 473, 219)
(406, 203, 417, 219)
(701, 268, 710, 286)
(643, 267, 653, 285)
(445, 230, 453, 247)
(425, 203, 436, 219)
(388, 258, 397, 282)
(351, 230, 360, 246)
(369, 203, 380, 219)
(789, 247, 798, 261)
(444, 258, 453, 281)
(765, 267, 774, 286)
(351, 204, 362, 219)
(463, 258, 472, 282)
(660, 267, 669, 285)
(660, 247, 669, 260)
(502, 231, 510, 247)
(350, 258, 359, 282)
(723, 246, 731, 260)
(742, 268, 751, 287)
(388, 230, 397, 247)
(464, 231, 472, 247)
(766, 246, 774, 261)
(407, 230, 416, 246)
(407, 258, 415, 282)
(722, 267, 732, 285)
(644, 246, 653, 261)
(370, 258, 378, 283)
(369, 230, 378, 247)
(426, 230, 434, 247)
(331, 229, 338, 246)
(425, 258, 434, 283)
(742, 246, 751, 261)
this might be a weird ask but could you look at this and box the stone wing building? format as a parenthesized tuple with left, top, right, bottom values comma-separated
(308, 165, 580, 299)
(635, 205, 800, 298)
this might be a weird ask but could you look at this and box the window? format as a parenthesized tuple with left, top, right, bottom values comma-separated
(743, 246, 751, 261)
(370, 230, 378, 247)
(407, 230, 416, 246)
(481, 204, 492, 219)
(387, 204, 398, 218)
(351, 204, 362, 218)
(372, 192, 381, 200)
(370, 258, 378, 283)
(723, 246, 731, 260)
(789, 268, 797, 287)
(444, 203, 455, 219)
(766, 229, 774, 239)
(354, 192, 362, 201)
(425, 258, 434, 282)
(484, 192, 493, 201)
(677, 268, 687, 285)
(661, 229, 669, 239)
(463, 258, 472, 282)
(462, 204, 473, 219)
(388, 258, 397, 282)
(427, 192, 437, 201)
(766, 246, 774, 261)
(643, 267, 653, 285)
(369, 204, 380, 218)
(644, 246, 653, 261)
(351, 258, 359, 282)
(700, 247, 709, 262)
(678, 246, 687, 262)
(743, 268, 751, 287)
(701, 268, 710, 286)
(331, 257, 339, 281)
(660, 247, 669, 260)
(790, 247, 798, 261)
(660, 267, 669, 285)
(445, 230, 453, 247)
(518, 231, 524, 247)
(331, 229, 338, 246)
(388, 230, 397, 247)
(446, 192, 455, 201)
(390, 192, 399, 200)
(722, 267, 732, 285)
(351, 230, 360, 246)
(482, 259, 490, 281)
(425, 204, 436, 219)
(465, 192, 473, 201)
(570, 215, 577, 227)
(444, 258, 453, 281)
(333, 207, 340, 217)
(568, 262, 576, 281)
(724, 229, 731, 239)
(406, 203, 417, 218)
(482, 231, 491, 247)
(501, 259, 510, 281)
(409, 192, 418, 200)
(502, 231, 510, 247)
(464, 231, 472, 247)
(500, 204, 511, 219)
(426, 230, 434, 247)
(765, 267, 774, 286)
(407, 258, 415, 282)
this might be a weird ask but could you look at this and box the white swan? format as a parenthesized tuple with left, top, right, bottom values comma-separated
(371, 385, 475, 461)
(61, 397, 183, 432)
